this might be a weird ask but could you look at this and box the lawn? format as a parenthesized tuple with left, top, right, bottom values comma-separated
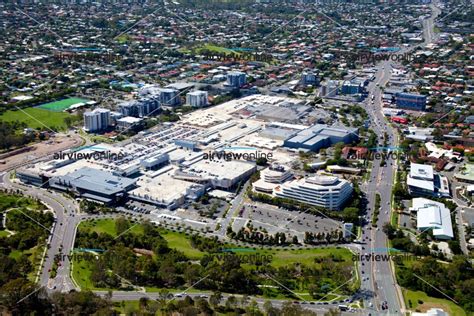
(403, 289, 466, 316)
(0, 107, 71, 130)
(115, 34, 131, 44)
(72, 258, 100, 290)
(78, 218, 144, 237)
(113, 301, 140, 314)
(196, 44, 240, 55)
(8, 249, 23, 260)
(37, 97, 90, 112)
(159, 230, 205, 260)
(255, 247, 353, 268)
(79, 219, 202, 259)
(0, 192, 45, 212)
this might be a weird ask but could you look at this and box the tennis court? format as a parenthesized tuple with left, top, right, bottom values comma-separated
(37, 97, 90, 112)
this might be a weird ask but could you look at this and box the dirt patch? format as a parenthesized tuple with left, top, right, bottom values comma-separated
(417, 302, 453, 314)
(0, 133, 83, 172)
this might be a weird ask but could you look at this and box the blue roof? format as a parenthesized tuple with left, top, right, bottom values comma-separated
(57, 167, 136, 195)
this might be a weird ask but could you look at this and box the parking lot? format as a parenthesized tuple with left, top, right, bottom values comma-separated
(118, 199, 219, 233)
(182, 198, 230, 219)
(231, 202, 346, 241)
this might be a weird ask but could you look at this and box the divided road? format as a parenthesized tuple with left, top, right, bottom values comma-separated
(1, 172, 79, 293)
(359, 60, 402, 315)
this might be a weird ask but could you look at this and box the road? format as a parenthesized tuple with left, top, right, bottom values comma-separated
(216, 180, 250, 237)
(94, 290, 365, 315)
(422, 1, 441, 47)
(357, 2, 443, 314)
(358, 59, 402, 315)
(1, 171, 80, 293)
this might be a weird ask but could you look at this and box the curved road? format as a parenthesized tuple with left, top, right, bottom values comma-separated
(1, 172, 80, 293)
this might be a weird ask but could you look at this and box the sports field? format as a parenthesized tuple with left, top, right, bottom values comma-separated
(0, 107, 71, 130)
(37, 97, 90, 112)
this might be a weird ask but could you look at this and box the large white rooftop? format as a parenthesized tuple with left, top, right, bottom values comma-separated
(410, 163, 434, 180)
(411, 198, 453, 239)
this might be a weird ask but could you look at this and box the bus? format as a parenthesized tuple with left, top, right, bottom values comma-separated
(338, 305, 349, 311)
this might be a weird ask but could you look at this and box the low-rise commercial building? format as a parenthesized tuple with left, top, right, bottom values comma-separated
(454, 163, 474, 183)
(407, 163, 450, 198)
(343, 223, 354, 239)
(395, 92, 427, 111)
(129, 174, 205, 210)
(410, 198, 453, 239)
(273, 175, 353, 210)
(49, 167, 137, 205)
(174, 159, 256, 190)
(116, 116, 143, 131)
(284, 124, 358, 152)
(252, 164, 293, 193)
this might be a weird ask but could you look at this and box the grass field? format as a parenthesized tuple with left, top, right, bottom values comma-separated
(0, 192, 46, 212)
(78, 219, 354, 266)
(159, 230, 206, 259)
(403, 289, 466, 316)
(72, 258, 101, 290)
(78, 218, 144, 237)
(256, 247, 352, 268)
(113, 301, 140, 314)
(196, 44, 241, 55)
(0, 107, 71, 130)
(37, 97, 90, 112)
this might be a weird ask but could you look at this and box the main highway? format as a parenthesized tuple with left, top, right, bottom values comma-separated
(359, 59, 402, 315)
(358, 1, 442, 314)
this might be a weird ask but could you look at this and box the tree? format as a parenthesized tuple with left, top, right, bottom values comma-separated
(64, 117, 73, 129)
(0, 279, 41, 313)
(240, 294, 249, 307)
(115, 217, 130, 236)
(209, 291, 222, 307)
(226, 295, 237, 310)
(245, 299, 263, 316)
(342, 207, 359, 223)
(256, 157, 268, 166)
(382, 223, 396, 239)
(139, 297, 149, 310)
